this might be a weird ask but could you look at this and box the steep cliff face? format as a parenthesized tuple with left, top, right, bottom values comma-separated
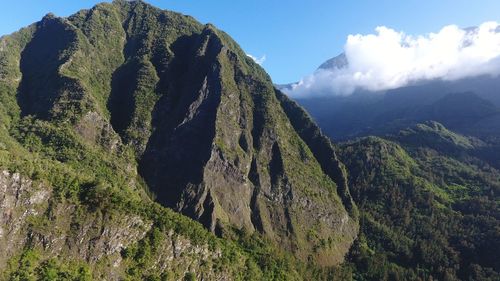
(131, 24, 358, 263)
(0, 170, 240, 280)
(0, 0, 358, 272)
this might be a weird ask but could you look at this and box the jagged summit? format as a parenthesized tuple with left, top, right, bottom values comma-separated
(0, 0, 358, 273)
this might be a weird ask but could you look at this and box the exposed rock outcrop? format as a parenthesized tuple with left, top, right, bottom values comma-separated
(0, 0, 358, 271)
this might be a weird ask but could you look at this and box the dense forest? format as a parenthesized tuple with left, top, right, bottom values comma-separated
(340, 122, 500, 280)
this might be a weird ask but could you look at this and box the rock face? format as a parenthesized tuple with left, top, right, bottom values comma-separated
(0, 170, 52, 266)
(0, 0, 358, 271)
(0, 170, 237, 280)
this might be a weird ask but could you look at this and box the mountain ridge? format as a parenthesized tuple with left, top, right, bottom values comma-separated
(0, 0, 358, 278)
(339, 122, 499, 280)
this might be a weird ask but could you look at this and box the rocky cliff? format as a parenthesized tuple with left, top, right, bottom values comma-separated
(0, 0, 358, 277)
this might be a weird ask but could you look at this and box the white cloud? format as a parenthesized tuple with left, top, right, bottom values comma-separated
(247, 53, 266, 65)
(288, 22, 500, 98)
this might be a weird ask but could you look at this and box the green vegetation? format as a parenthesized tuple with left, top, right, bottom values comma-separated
(3, 250, 92, 281)
(0, 0, 357, 279)
(1, 0, 497, 279)
(339, 125, 500, 281)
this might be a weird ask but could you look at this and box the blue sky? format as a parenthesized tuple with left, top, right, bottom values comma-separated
(1, 1, 500, 84)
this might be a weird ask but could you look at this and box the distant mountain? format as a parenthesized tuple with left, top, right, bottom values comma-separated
(318, 53, 348, 70)
(284, 32, 500, 140)
(276, 53, 349, 91)
(295, 75, 500, 141)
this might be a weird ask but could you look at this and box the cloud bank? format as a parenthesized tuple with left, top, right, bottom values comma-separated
(288, 22, 500, 98)
(247, 53, 266, 65)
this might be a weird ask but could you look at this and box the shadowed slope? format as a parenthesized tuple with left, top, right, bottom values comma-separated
(0, 0, 358, 269)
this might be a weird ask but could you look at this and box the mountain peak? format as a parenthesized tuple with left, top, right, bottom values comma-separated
(0, 0, 358, 270)
(42, 12, 56, 20)
(318, 52, 348, 70)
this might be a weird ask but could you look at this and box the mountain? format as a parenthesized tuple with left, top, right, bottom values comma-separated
(2, 1, 499, 280)
(276, 53, 348, 91)
(282, 51, 500, 280)
(0, 0, 358, 279)
(318, 53, 348, 71)
(295, 77, 500, 141)
(340, 122, 500, 280)
(284, 49, 500, 142)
